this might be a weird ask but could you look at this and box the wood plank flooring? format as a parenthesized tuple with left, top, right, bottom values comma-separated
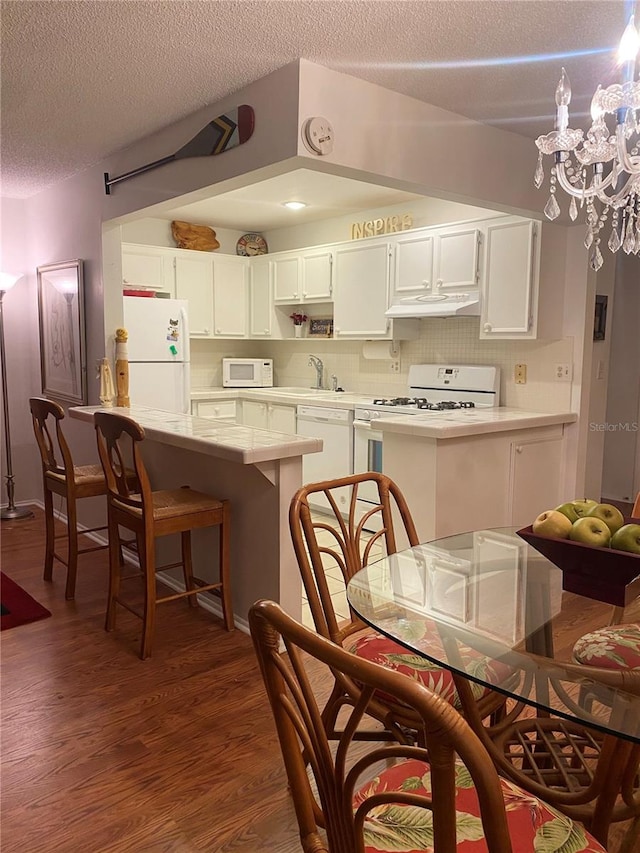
(1, 507, 638, 851)
(1, 508, 302, 853)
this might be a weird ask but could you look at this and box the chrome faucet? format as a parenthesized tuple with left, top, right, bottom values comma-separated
(308, 354, 324, 389)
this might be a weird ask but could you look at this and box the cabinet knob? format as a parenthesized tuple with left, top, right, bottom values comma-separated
(423, 280, 430, 288)
(483, 323, 492, 333)
(215, 328, 221, 334)
(264, 328, 269, 334)
(204, 328, 210, 335)
(436, 279, 443, 288)
(303, 291, 308, 298)
(515, 446, 523, 454)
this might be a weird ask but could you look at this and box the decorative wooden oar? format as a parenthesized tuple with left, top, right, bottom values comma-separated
(104, 104, 255, 194)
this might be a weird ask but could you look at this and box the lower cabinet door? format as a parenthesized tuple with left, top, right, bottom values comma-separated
(509, 436, 563, 526)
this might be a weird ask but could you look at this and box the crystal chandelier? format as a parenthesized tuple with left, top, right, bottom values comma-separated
(534, 15, 640, 269)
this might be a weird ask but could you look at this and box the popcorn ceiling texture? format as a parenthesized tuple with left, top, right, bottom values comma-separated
(190, 319, 574, 412)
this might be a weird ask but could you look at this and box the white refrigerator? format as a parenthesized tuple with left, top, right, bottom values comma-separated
(122, 297, 190, 414)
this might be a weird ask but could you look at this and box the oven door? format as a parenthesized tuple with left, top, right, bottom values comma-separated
(353, 419, 384, 529)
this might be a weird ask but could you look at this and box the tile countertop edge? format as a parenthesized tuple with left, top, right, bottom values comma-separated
(68, 406, 322, 465)
(376, 410, 578, 440)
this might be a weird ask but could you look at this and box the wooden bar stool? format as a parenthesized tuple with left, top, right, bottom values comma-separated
(94, 411, 233, 659)
(30, 397, 117, 600)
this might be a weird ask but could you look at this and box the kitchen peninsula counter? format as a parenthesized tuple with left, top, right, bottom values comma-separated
(377, 407, 577, 439)
(69, 404, 321, 632)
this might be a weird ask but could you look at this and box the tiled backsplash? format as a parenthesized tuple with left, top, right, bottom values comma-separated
(191, 319, 574, 412)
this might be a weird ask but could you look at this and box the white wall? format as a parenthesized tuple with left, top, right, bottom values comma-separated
(601, 253, 640, 502)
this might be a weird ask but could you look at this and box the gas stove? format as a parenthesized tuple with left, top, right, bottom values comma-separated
(354, 365, 500, 422)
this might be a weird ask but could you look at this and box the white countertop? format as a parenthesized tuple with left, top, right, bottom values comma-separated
(191, 386, 374, 408)
(69, 405, 322, 465)
(376, 407, 577, 439)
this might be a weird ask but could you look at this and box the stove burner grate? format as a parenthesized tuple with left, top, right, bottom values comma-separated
(372, 397, 477, 411)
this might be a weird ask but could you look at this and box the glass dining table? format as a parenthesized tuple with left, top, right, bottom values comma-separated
(346, 527, 640, 744)
(346, 527, 640, 844)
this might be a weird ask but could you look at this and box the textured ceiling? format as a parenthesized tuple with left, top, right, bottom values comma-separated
(1, 0, 635, 199)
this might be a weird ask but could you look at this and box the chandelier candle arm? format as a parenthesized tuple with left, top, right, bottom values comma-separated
(535, 13, 640, 264)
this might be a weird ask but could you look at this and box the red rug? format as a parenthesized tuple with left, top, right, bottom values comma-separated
(1, 573, 51, 630)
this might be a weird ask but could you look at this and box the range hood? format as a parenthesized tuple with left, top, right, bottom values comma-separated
(385, 291, 481, 318)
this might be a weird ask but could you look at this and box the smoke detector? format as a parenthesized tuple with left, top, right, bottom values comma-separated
(301, 117, 334, 156)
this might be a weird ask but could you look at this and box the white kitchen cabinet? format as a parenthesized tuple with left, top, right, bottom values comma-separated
(241, 399, 296, 433)
(212, 255, 248, 337)
(272, 253, 301, 303)
(433, 226, 481, 291)
(192, 399, 237, 420)
(122, 244, 176, 296)
(480, 218, 540, 339)
(333, 241, 391, 338)
(250, 257, 274, 337)
(392, 232, 435, 297)
(175, 252, 214, 337)
(300, 248, 333, 301)
(509, 435, 563, 526)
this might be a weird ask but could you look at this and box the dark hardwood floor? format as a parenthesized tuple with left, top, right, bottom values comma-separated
(1, 507, 637, 851)
(1, 507, 301, 852)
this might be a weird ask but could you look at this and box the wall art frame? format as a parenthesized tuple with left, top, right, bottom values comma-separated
(37, 259, 87, 404)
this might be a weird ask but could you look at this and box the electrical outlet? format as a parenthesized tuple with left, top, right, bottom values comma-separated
(514, 364, 527, 384)
(390, 359, 400, 373)
(554, 363, 572, 381)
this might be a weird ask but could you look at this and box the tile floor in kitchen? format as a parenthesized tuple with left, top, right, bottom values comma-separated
(301, 511, 385, 629)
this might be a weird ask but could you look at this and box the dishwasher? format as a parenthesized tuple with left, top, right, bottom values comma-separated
(296, 405, 354, 513)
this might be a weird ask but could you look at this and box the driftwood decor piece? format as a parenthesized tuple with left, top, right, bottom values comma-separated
(171, 221, 220, 252)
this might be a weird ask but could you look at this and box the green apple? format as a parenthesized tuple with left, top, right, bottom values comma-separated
(571, 498, 599, 517)
(532, 510, 573, 539)
(555, 502, 580, 523)
(610, 524, 640, 555)
(586, 503, 625, 535)
(569, 516, 611, 547)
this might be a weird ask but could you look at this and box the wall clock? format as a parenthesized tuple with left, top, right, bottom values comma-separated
(236, 233, 268, 256)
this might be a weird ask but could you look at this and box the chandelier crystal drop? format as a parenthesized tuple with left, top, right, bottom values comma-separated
(535, 14, 640, 258)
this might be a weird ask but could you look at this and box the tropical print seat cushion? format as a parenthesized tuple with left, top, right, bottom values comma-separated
(356, 757, 606, 852)
(348, 620, 514, 709)
(572, 623, 640, 670)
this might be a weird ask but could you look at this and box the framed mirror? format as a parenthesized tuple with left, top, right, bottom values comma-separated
(37, 259, 87, 404)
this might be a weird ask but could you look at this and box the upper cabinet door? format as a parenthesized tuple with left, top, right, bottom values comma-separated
(212, 255, 248, 337)
(175, 253, 214, 337)
(392, 232, 434, 297)
(250, 258, 273, 337)
(122, 244, 176, 296)
(333, 241, 391, 338)
(272, 254, 301, 303)
(433, 227, 480, 291)
(481, 219, 538, 339)
(300, 249, 333, 301)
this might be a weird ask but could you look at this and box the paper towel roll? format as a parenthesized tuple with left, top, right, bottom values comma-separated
(362, 341, 400, 360)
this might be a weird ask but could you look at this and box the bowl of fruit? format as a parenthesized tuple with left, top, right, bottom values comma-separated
(517, 499, 640, 607)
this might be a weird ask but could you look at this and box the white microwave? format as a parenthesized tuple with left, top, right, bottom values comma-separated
(222, 358, 273, 388)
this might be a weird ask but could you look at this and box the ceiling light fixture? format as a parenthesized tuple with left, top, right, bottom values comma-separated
(283, 201, 307, 210)
(534, 14, 640, 268)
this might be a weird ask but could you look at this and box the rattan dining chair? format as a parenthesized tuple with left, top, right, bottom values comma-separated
(30, 397, 136, 600)
(249, 599, 607, 853)
(94, 411, 233, 659)
(290, 473, 512, 745)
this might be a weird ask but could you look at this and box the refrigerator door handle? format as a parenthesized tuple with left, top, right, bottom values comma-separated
(180, 305, 191, 362)
(182, 362, 190, 415)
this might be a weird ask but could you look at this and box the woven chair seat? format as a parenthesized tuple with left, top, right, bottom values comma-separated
(47, 464, 106, 487)
(114, 488, 225, 520)
(359, 757, 606, 853)
(350, 622, 514, 710)
(573, 623, 640, 670)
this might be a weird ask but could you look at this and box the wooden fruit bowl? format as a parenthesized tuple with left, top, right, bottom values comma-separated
(517, 518, 640, 607)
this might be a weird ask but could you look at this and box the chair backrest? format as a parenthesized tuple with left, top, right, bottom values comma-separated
(633, 492, 640, 519)
(94, 411, 150, 514)
(289, 473, 419, 646)
(249, 599, 513, 853)
(29, 397, 73, 478)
